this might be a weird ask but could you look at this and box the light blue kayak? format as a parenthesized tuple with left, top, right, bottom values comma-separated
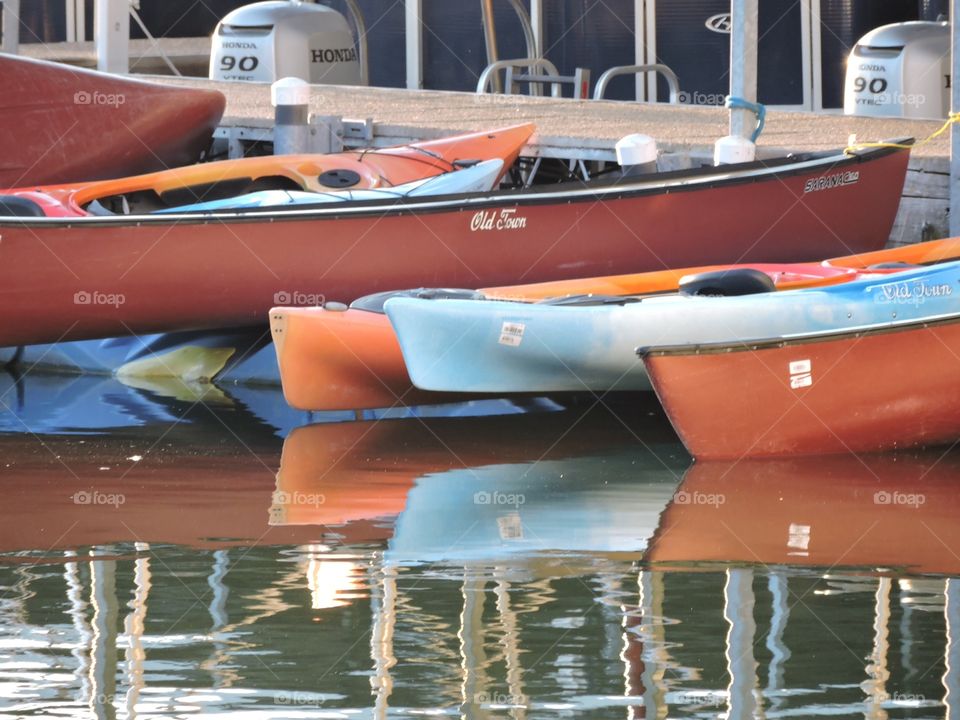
(152, 158, 503, 214)
(386, 450, 681, 565)
(385, 260, 960, 393)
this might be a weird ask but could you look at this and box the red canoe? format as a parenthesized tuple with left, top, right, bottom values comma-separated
(0, 141, 909, 346)
(0, 54, 225, 186)
(642, 310, 960, 458)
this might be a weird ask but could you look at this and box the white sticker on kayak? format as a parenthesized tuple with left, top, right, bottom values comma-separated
(789, 359, 812, 389)
(499, 321, 525, 347)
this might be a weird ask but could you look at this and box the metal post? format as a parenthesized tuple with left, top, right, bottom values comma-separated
(95, 0, 129, 73)
(530, 0, 544, 58)
(724, 568, 759, 719)
(1, 0, 19, 55)
(66, 0, 76, 42)
(944, 578, 960, 720)
(480, 0, 502, 93)
(950, 0, 960, 236)
(405, 0, 423, 89)
(728, 0, 758, 139)
(272, 77, 311, 155)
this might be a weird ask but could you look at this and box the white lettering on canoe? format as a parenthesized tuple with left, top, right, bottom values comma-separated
(499, 321, 525, 347)
(875, 280, 953, 306)
(803, 170, 859, 193)
(470, 208, 528, 232)
(789, 359, 812, 389)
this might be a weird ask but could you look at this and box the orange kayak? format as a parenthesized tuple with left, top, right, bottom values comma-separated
(270, 238, 960, 411)
(4, 123, 534, 217)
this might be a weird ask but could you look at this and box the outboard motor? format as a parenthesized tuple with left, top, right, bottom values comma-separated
(210, 0, 362, 85)
(844, 20, 949, 119)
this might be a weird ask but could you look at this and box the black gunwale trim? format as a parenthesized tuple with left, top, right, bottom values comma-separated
(638, 308, 960, 359)
(0, 140, 912, 230)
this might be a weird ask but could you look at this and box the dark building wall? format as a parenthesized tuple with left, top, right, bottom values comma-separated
(818, 0, 918, 108)
(18, 0, 934, 108)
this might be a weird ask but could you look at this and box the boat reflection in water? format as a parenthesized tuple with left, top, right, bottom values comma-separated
(3, 383, 960, 717)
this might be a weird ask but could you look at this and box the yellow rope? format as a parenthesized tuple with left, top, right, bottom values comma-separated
(843, 111, 960, 155)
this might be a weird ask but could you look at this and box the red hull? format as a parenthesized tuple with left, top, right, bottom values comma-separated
(0, 145, 908, 346)
(644, 314, 960, 458)
(0, 55, 224, 186)
(648, 453, 960, 575)
(0, 434, 389, 553)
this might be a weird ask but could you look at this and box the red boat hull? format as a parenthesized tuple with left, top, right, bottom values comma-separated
(0, 145, 908, 346)
(0, 55, 225, 186)
(644, 315, 960, 458)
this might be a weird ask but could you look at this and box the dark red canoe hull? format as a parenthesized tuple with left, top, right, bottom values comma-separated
(644, 314, 960, 458)
(0, 55, 224, 186)
(0, 144, 908, 346)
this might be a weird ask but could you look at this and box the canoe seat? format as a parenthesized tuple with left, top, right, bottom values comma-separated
(350, 287, 483, 314)
(0, 195, 44, 217)
(679, 268, 776, 297)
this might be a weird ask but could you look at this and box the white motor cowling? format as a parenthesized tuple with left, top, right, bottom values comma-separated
(844, 20, 949, 120)
(210, 1, 362, 85)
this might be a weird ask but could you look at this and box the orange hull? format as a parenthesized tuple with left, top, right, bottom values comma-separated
(6, 124, 534, 216)
(649, 453, 960, 575)
(272, 401, 673, 527)
(271, 239, 960, 411)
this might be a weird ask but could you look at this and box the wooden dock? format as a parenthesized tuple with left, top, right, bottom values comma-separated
(58, 74, 920, 245)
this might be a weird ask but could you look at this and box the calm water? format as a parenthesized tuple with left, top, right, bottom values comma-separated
(1, 372, 958, 718)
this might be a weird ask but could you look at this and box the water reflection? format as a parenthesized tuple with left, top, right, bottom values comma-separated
(1, 377, 959, 717)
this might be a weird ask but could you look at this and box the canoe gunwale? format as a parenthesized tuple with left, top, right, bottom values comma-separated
(0, 142, 911, 229)
(638, 306, 960, 358)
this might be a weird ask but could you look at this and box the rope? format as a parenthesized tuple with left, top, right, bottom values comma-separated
(725, 96, 766, 142)
(844, 112, 960, 155)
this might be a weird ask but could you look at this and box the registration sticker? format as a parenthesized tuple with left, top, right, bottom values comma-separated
(789, 359, 812, 389)
(499, 321, 525, 347)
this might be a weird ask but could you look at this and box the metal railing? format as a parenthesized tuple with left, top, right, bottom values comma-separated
(593, 63, 681, 104)
(477, 58, 590, 99)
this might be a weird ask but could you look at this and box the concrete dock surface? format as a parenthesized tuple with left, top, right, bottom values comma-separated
(157, 75, 948, 160)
